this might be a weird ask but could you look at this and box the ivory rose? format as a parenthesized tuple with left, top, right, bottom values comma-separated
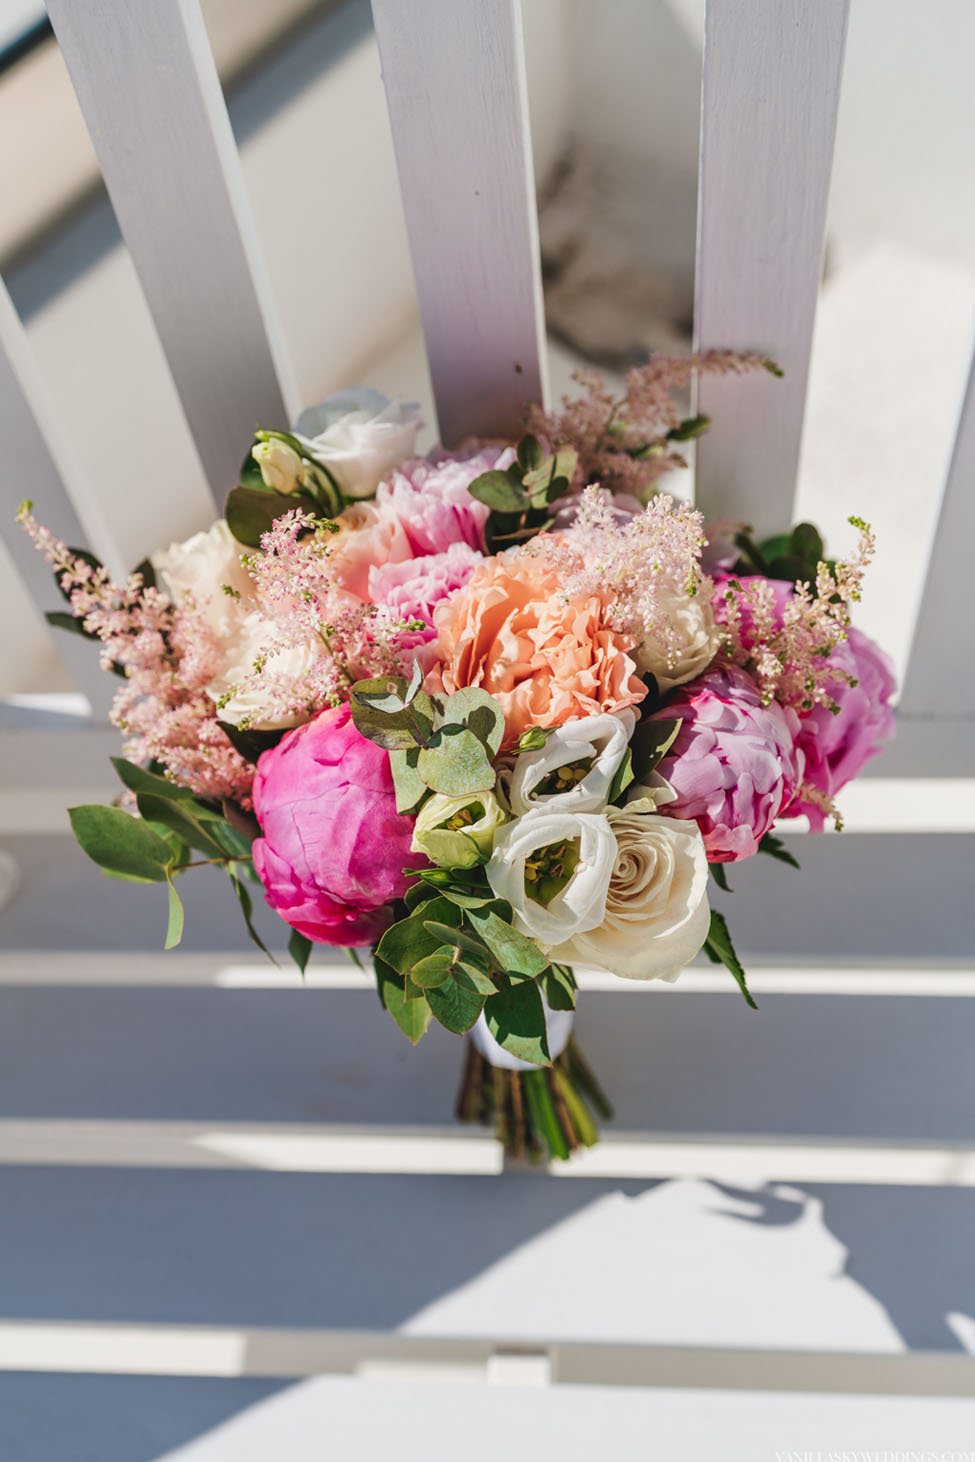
(632, 582, 722, 692)
(150, 519, 254, 637)
(508, 711, 636, 816)
(206, 612, 324, 730)
(485, 807, 617, 948)
(427, 555, 646, 750)
(550, 810, 710, 981)
(294, 388, 420, 501)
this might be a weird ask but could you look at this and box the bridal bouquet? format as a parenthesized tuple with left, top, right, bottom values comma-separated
(20, 356, 895, 1160)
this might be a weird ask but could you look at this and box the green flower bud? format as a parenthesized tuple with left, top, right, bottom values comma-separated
(252, 438, 305, 495)
(410, 790, 507, 870)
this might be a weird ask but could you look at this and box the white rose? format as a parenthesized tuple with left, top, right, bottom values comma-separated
(633, 585, 721, 692)
(550, 809, 710, 982)
(150, 519, 254, 636)
(206, 612, 322, 730)
(485, 808, 617, 949)
(294, 388, 421, 501)
(509, 711, 636, 816)
(252, 438, 304, 495)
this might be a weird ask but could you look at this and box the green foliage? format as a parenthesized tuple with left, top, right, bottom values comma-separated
(217, 721, 285, 764)
(606, 747, 634, 805)
(758, 832, 801, 871)
(666, 413, 711, 442)
(629, 718, 681, 780)
(426, 978, 485, 1034)
(69, 804, 173, 883)
(468, 435, 577, 552)
(374, 955, 432, 1044)
(485, 980, 550, 1065)
(288, 930, 313, 975)
(225, 483, 322, 548)
(733, 521, 835, 591)
(464, 903, 549, 979)
(542, 964, 577, 1011)
(703, 909, 757, 1010)
(710, 863, 732, 893)
(164, 875, 184, 950)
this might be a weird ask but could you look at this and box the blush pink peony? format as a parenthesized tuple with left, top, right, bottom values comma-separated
(375, 447, 511, 556)
(251, 704, 421, 946)
(650, 664, 804, 862)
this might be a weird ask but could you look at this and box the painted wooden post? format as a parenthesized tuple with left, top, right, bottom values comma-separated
(899, 351, 975, 718)
(695, 0, 849, 536)
(370, 0, 547, 445)
(45, 0, 296, 509)
(0, 280, 115, 720)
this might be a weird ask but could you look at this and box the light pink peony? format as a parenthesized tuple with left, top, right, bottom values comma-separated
(650, 664, 804, 862)
(376, 447, 513, 556)
(780, 627, 896, 830)
(368, 542, 484, 666)
(326, 500, 411, 602)
(251, 704, 422, 946)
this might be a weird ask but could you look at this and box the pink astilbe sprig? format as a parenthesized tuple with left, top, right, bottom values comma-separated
(17, 501, 253, 805)
(526, 351, 778, 499)
(221, 508, 429, 727)
(719, 516, 878, 717)
(533, 487, 714, 673)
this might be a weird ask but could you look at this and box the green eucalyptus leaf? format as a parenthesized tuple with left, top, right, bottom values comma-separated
(485, 980, 550, 1065)
(288, 929, 313, 975)
(464, 904, 548, 979)
(789, 522, 825, 568)
(416, 727, 495, 795)
(630, 718, 681, 778)
(666, 413, 711, 442)
(453, 961, 498, 996)
(543, 963, 577, 1011)
(375, 955, 432, 1044)
(390, 748, 428, 814)
(374, 898, 461, 976)
(467, 470, 529, 513)
(164, 875, 184, 950)
(607, 747, 634, 804)
(517, 435, 543, 470)
(216, 721, 285, 764)
(426, 977, 485, 1035)
(409, 949, 456, 989)
(69, 805, 172, 883)
(439, 687, 505, 757)
(225, 485, 319, 548)
(421, 920, 492, 964)
(765, 555, 807, 583)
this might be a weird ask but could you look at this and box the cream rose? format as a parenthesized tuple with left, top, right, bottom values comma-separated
(150, 519, 254, 637)
(485, 808, 616, 948)
(411, 790, 507, 869)
(206, 612, 323, 730)
(633, 584, 721, 692)
(294, 388, 421, 501)
(252, 437, 305, 495)
(508, 711, 636, 816)
(549, 809, 710, 981)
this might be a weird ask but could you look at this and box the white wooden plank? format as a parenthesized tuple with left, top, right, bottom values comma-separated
(694, 0, 849, 535)
(45, 0, 296, 508)
(0, 279, 116, 720)
(900, 352, 975, 717)
(371, 0, 547, 444)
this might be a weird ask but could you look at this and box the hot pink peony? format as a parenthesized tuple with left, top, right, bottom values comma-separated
(650, 664, 804, 862)
(251, 704, 421, 946)
(780, 626, 896, 830)
(375, 447, 512, 556)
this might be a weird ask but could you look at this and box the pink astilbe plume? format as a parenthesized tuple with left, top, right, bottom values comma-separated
(527, 351, 777, 498)
(17, 502, 253, 806)
(225, 509, 428, 726)
(718, 516, 878, 715)
(534, 487, 714, 673)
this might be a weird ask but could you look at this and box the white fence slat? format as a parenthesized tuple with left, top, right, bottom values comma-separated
(694, 0, 849, 536)
(0, 281, 115, 721)
(45, 0, 296, 509)
(371, 0, 547, 445)
(900, 351, 975, 718)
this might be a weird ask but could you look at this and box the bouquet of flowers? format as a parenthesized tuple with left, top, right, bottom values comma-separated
(19, 357, 895, 1160)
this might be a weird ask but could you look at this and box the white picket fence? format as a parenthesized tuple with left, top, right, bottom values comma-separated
(1, 0, 974, 1449)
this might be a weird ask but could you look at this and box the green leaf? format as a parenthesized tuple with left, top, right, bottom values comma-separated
(164, 875, 184, 950)
(516, 435, 544, 471)
(426, 977, 485, 1035)
(666, 413, 711, 442)
(757, 533, 791, 563)
(542, 963, 577, 1011)
(216, 721, 285, 764)
(439, 687, 505, 757)
(758, 832, 801, 871)
(53, 548, 103, 604)
(409, 949, 456, 989)
(703, 910, 757, 1010)
(434, 884, 495, 910)
(375, 955, 432, 1044)
(465, 904, 549, 979)
(288, 929, 313, 975)
(374, 898, 461, 976)
(45, 609, 97, 639)
(225, 484, 320, 548)
(349, 682, 437, 752)
(389, 748, 428, 813)
(111, 758, 216, 813)
(485, 980, 550, 1065)
(404, 879, 439, 912)
(765, 555, 806, 583)
(229, 863, 276, 962)
(453, 961, 498, 996)
(135, 793, 227, 860)
(416, 727, 495, 795)
(789, 521, 825, 573)
(467, 469, 529, 513)
(69, 805, 172, 882)
(733, 531, 767, 575)
(422, 920, 492, 963)
(710, 863, 733, 893)
(629, 718, 681, 778)
(607, 747, 634, 804)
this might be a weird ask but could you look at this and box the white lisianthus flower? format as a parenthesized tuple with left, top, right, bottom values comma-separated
(150, 519, 253, 637)
(206, 613, 322, 730)
(486, 808, 616, 948)
(509, 711, 637, 816)
(624, 771, 678, 813)
(252, 438, 305, 495)
(633, 584, 722, 692)
(549, 809, 710, 982)
(411, 790, 508, 870)
(294, 388, 421, 501)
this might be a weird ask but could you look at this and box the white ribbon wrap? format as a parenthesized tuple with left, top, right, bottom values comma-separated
(470, 1005, 575, 1073)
